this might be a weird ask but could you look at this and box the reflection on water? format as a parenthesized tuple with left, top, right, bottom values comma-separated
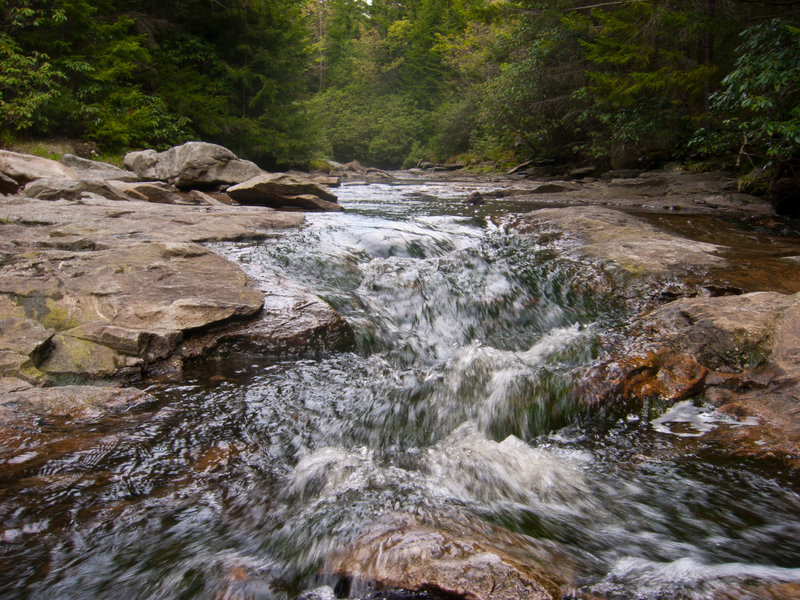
(2, 180, 800, 599)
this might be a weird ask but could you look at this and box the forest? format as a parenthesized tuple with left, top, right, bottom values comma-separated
(1, 0, 799, 198)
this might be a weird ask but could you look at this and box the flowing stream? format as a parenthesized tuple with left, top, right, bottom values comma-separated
(2, 179, 800, 599)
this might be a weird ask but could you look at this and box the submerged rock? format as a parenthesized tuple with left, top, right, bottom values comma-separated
(298, 586, 336, 600)
(465, 191, 485, 205)
(325, 513, 571, 600)
(0, 377, 154, 425)
(529, 182, 578, 194)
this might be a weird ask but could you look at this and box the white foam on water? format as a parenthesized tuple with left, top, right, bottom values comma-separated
(424, 421, 593, 510)
(652, 400, 760, 438)
(597, 555, 800, 598)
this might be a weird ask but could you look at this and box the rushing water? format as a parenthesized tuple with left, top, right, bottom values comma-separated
(2, 179, 800, 599)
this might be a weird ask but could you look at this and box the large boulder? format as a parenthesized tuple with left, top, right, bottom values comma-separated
(226, 173, 342, 211)
(123, 141, 263, 189)
(513, 206, 728, 312)
(0, 193, 351, 383)
(636, 291, 795, 372)
(180, 272, 354, 359)
(0, 230, 265, 380)
(0, 149, 78, 193)
(516, 206, 725, 276)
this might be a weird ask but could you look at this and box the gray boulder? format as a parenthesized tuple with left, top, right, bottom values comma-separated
(0, 149, 78, 192)
(123, 141, 263, 189)
(23, 177, 130, 201)
(226, 173, 341, 211)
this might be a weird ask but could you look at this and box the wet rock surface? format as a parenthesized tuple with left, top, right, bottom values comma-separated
(179, 272, 355, 360)
(3, 155, 800, 599)
(514, 206, 726, 277)
(325, 513, 571, 600)
(511, 206, 730, 312)
(0, 377, 154, 425)
(508, 195, 800, 466)
(584, 291, 800, 465)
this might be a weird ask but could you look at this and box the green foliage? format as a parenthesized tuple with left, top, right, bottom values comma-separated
(475, 19, 586, 161)
(311, 84, 429, 167)
(706, 18, 800, 168)
(0, 34, 62, 133)
(565, 1, 715, 163)
(0, 0, 315, 162)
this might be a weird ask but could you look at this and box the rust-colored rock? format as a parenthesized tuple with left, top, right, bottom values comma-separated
(714, 581, 800, 600)
(582, 350, 708, 408)
(585, 291, 800, 465)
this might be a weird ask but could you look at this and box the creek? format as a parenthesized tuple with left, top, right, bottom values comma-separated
(2, 178, 800, 599)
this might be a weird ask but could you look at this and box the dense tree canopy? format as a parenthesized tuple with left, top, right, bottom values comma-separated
(0, 0, 312, 164)
(1, 0, 798, 194)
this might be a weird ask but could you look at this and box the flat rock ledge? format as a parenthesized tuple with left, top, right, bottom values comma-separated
(495, 170, 773, 217)
(512, 206, 728, 311)
(515, 206, 726, 276)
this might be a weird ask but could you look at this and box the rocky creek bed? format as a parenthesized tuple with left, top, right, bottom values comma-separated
(2, 146, 800, 600)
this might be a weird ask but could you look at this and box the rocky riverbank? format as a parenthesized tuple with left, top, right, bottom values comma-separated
(511, 205, 800, 468)
(1, 142, 352, 432)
